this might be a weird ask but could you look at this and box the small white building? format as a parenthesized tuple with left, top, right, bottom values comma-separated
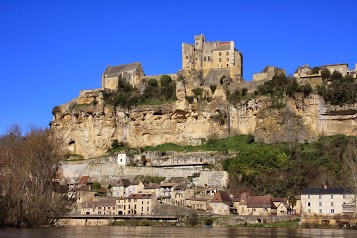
(117, 153, 130, 165)
(301, 186, 355, 216)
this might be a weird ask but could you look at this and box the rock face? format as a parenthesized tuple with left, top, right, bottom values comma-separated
(51, 85, 357, 158)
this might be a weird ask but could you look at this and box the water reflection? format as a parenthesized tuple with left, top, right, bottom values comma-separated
(0, 226, 355, 238)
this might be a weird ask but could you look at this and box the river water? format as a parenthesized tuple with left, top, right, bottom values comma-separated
(0, 226, 356, 238)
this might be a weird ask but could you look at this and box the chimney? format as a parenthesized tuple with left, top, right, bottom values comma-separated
(324, 184, 328, 189)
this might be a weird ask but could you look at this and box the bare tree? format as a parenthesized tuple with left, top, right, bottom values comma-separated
(0, 125, 74, 227)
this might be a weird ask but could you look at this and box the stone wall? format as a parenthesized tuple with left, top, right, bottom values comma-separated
(60, 162, 229, 188)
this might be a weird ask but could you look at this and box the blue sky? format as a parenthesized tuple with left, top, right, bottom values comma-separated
(0, 0, 356, 135)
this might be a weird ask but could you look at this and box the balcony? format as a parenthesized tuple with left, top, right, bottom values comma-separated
(342, 204, 355, 213)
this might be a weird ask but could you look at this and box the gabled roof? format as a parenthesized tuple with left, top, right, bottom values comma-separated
(247, 196, 276, 209)
(104, 62, 142, 78)
(97, 198, 117, 206)
(113, 178, 131, 187)
(277, 201, 291, 210)
(78, 176, 90, 185)
(301, 187, 353, 195)
(272, 197, 288, 203)
(174, 183, 187, 191)
(160, 182, 175, 188)
(210, 191, 232, 204)
(144, 183, 160, 189)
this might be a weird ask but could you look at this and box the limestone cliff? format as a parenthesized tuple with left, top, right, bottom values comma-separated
(51, 83, 357, 158)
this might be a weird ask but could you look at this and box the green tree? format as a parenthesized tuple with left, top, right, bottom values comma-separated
(303, 84, 312, 97)
(331, 71, 343, 81)
(321, 69, 331, 80)
(311, 66, 320, 74)
(210, 85, 217, 94)
(91, 182, 102, 190)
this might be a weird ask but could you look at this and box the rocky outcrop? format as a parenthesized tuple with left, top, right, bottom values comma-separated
(51, 85, 357, 158)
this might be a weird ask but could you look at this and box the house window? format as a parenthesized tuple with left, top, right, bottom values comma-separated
(319, 202, 322, 207)
(219, 52, 222, 56)
(319, 195, 322, 199)
(331, 195, 333, 199)
(226, 52, 229, 56)
(208, 56, 211, 61)
(307, 202, 311, 207)
(319, 209, 323, 213)
(331, 202, 334, 206)
(226, 58, 229, 62)
(204, 57, 206, 61)
(343, 195, 346, 199)
(331, 209, 335, 214)
(219, 58, 222, 62)
(308, 209, 311, 213)
(308, 195, 310, 199)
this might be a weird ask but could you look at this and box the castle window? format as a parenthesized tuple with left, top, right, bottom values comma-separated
(219, 58, 222, 62)
(219, 52, 222, 56)
(226, 52, 229, 56)
(208, 56, 210, 61)
(204, 57, 206, 61)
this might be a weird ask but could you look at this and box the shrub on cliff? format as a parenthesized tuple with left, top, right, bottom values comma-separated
(317, 75, 357, 105)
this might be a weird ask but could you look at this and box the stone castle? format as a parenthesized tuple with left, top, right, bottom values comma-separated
(182, 34, 243, 80)
(101, 34, 243, 91)
(51, 34, 357, 158)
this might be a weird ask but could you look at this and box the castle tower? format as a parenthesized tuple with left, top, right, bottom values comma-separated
(181, 34, 243, 80)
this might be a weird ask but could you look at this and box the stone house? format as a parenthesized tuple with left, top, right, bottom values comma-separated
(182, 34, 243, 80)
(116, 193, 156, 215)
(171, 183, 194, 206)
(321, 63, 348, 77)
(117, 153, 131, 166)
(160, 182, 175, 203)
(252, 66, 286, 81)
(186, 197, 209, 211)
(142, 183, 161, 199)
(301, 186, 355, 217)
(209, 191, 233, 215)
(294, 65, 312, 78)
(80, 198, 117, 215)
(272, 197, 291, 215)
(111, 178, 144, 197)
(101, 62, 144, 90)
(238, 192, 277, 216)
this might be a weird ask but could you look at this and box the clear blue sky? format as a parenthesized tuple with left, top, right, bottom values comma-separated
(1, 0, 356, 135)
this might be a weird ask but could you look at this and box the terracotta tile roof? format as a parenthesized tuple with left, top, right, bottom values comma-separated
(272, 197, 287, 203)
(247, 196, 276, 209)
(78, 176, 90, 185)
(210, 191, 232, 204)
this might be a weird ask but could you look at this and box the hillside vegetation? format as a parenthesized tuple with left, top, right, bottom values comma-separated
(140, 134, 356, 198)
